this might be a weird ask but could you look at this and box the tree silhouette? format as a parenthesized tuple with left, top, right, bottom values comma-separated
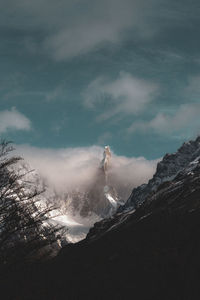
(0, 140, 63, 267)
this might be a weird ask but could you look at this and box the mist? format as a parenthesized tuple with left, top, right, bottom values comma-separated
(15, 144, 159, 202)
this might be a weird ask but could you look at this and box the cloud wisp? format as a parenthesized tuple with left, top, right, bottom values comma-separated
(38, 0, 159, 60)
(128, 103, 200, 137)
(0, 108, 31, 134)
(1, 0, 167, 60)
(83, 72, 159, 121)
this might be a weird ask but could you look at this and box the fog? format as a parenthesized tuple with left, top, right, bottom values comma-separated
(15, 145, 159, 201)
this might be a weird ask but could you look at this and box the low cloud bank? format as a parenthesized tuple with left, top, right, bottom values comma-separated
(15, 145, 159, 201)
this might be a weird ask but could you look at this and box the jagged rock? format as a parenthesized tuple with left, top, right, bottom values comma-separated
(123, 135, 200, 210)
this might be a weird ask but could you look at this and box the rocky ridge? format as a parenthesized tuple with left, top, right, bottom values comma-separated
(123, 135, 200, 210)
(87, 135, 200, 240)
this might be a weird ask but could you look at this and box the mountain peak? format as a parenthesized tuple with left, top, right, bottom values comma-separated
(100, 146, 111, 171)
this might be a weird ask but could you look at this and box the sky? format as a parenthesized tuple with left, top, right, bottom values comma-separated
(1, 0, 200, 161)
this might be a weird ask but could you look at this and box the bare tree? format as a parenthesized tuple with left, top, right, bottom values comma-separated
(0, 140, 63, 267)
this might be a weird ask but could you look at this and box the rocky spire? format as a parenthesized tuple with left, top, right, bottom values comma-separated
(100, 146, 111, 183)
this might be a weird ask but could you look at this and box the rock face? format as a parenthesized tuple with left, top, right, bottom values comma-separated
(123, 135, 200, 211)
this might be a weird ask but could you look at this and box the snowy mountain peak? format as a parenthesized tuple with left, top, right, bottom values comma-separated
(100, 146, 111, 172)
(100, 145, 111, 184)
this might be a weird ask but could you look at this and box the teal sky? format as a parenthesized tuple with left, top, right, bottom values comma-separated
(1, 0, 200, 159)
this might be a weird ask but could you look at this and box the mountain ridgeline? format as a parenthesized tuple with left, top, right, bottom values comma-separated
(124, 135, 200, 210)
(2, 136, 200, 299)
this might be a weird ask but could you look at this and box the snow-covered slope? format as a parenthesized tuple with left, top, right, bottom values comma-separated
(123, 135, 200, 211)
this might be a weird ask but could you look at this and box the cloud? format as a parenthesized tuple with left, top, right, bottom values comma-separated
(0, 108, 31, 133)
(108, 153, 159, 199)
(40, 0, 159, 60)
(83, 72, 158, 120)
(128, 103, 200, 136)
(0, 0, 164, 60)
(15, 144, 158, 200)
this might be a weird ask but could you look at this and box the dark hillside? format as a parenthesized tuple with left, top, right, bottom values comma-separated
(2, 157, 200, 299)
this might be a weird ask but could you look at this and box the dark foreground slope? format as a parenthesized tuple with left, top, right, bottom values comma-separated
(2, 154, 200, 300)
